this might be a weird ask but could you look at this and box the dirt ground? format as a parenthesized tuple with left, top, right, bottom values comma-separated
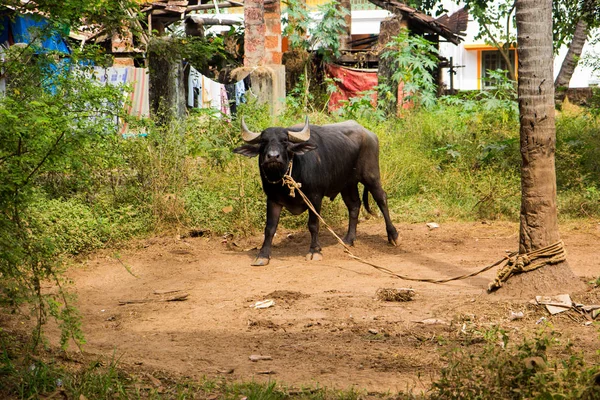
(48, 218, 600, 394)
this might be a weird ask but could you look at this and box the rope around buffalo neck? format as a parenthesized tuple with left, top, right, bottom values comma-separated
(281, 172, 567, 289)
(265, 160, 296, 187)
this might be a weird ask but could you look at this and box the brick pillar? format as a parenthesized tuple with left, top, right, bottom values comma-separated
(264, 1, 282, 64)
(244, 0, 266, 67)
(338, 0, 352, 50)
(236, 0, 285, 115)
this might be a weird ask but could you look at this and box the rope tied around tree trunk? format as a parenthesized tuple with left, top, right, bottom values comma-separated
(488, 240, 567, 291)
(281, 172, 567, 289)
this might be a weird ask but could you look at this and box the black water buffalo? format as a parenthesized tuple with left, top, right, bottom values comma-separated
(233, 117, 398, 266)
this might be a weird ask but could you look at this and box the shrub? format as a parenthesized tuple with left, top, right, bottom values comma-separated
(431, 328, 600, 399)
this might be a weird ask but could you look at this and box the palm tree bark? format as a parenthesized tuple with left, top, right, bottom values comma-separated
(491, 0, 586, 296)
(554, 18, 589, 104)
(516, 0, 560, 253)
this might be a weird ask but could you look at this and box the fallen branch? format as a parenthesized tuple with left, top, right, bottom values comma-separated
(118, 293, 189, 305)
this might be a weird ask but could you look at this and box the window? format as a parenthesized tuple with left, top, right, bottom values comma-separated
(481, 49, 516, 88)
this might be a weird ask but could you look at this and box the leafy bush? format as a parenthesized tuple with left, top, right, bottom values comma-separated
(431, 328, 600, 399)
(380, 28, 440, 108)
(335, 90, 385, 122)
(556, 114, 600, 190)
(282, 0, 349, 63)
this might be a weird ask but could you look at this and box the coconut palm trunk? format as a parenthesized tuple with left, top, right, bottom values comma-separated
(497, 0, 584, 295)
(554, 19, 589, 105)
(516, 0, 559, 251)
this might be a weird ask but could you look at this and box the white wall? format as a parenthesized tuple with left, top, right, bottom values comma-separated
(350, 10, 391, 35)
(437, 0, 600, 90)
(553, 42, 600, 87)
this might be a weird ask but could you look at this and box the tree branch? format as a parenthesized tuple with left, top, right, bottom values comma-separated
(482, 21, 516, 81)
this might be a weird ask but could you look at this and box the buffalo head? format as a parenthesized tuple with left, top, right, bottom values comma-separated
(233, 117, 317, 182)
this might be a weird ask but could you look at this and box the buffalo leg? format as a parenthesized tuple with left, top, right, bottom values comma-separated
(306, 195, 323, 261)
(341, 185, 361, 246)
(366, 183, 399, 246)
(253, 199, 283, 266)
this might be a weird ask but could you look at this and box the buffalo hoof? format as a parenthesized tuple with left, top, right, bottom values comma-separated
(305, 252, 323, 261)
(388, 237, 399, 247)
(343, 238, 355, 247)
(251, 257, 270, 266)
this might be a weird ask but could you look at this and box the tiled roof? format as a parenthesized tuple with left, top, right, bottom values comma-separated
(367, 0, 467, 44)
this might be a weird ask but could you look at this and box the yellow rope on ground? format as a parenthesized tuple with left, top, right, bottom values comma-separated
(281, 172, 566, 290)
(487, 240, 567, 291)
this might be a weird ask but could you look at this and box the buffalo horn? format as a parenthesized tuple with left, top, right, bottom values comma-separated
(241, 116, 261, 143)
(287, 116, 310, 142)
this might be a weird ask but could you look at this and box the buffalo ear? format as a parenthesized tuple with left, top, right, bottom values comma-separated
(233, 144, 260, 158)
(288, 142, 317, 155)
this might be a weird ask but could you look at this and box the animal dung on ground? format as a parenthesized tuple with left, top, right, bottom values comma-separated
(376, 288, 415, 302)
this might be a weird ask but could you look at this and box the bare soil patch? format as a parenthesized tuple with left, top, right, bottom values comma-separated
(47, 220, 600, 393)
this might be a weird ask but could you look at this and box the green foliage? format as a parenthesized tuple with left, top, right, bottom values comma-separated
(148, 34, 238, 77)
(312, 2, 349, 63)
(468, 0, 516, 45)
(1, 0, 139, 33)
(334, 90, 385, 122)
(381, 29, 440, 108)
(187, 99, 600, 229)
(585, 86, 600, 117)
(0, 3, 161, 354)
(430, 328, 600, 399)
(282, 0, 349, 111)
(440, 70, 518, 124)
(556, 113, 600, 190)
(554, 0, 600, 52)
(464, 0, 599, 59)
(0, 38, 136, 349)
(282, 0, 349, 63)
(371, 107, 521, 221)
(282, 0, 312, 51)
(285, 73, 315, 115)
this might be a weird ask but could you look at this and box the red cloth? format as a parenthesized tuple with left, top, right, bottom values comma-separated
(326, 64, 378, 112)
(325, 63, 413, 113)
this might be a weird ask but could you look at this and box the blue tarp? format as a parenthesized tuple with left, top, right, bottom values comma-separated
(0, 13, 70, 53)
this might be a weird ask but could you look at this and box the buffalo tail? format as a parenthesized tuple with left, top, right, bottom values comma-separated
(362, 187, 377, 216)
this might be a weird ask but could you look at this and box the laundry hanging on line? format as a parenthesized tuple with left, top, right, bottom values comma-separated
(187, 65, 249, 115)
(94, 66, 149, 135)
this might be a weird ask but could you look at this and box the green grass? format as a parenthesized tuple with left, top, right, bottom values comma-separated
(3, 326, 600, 399)
(0, 335, 379, 399)
(16, 101, 600, 254)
